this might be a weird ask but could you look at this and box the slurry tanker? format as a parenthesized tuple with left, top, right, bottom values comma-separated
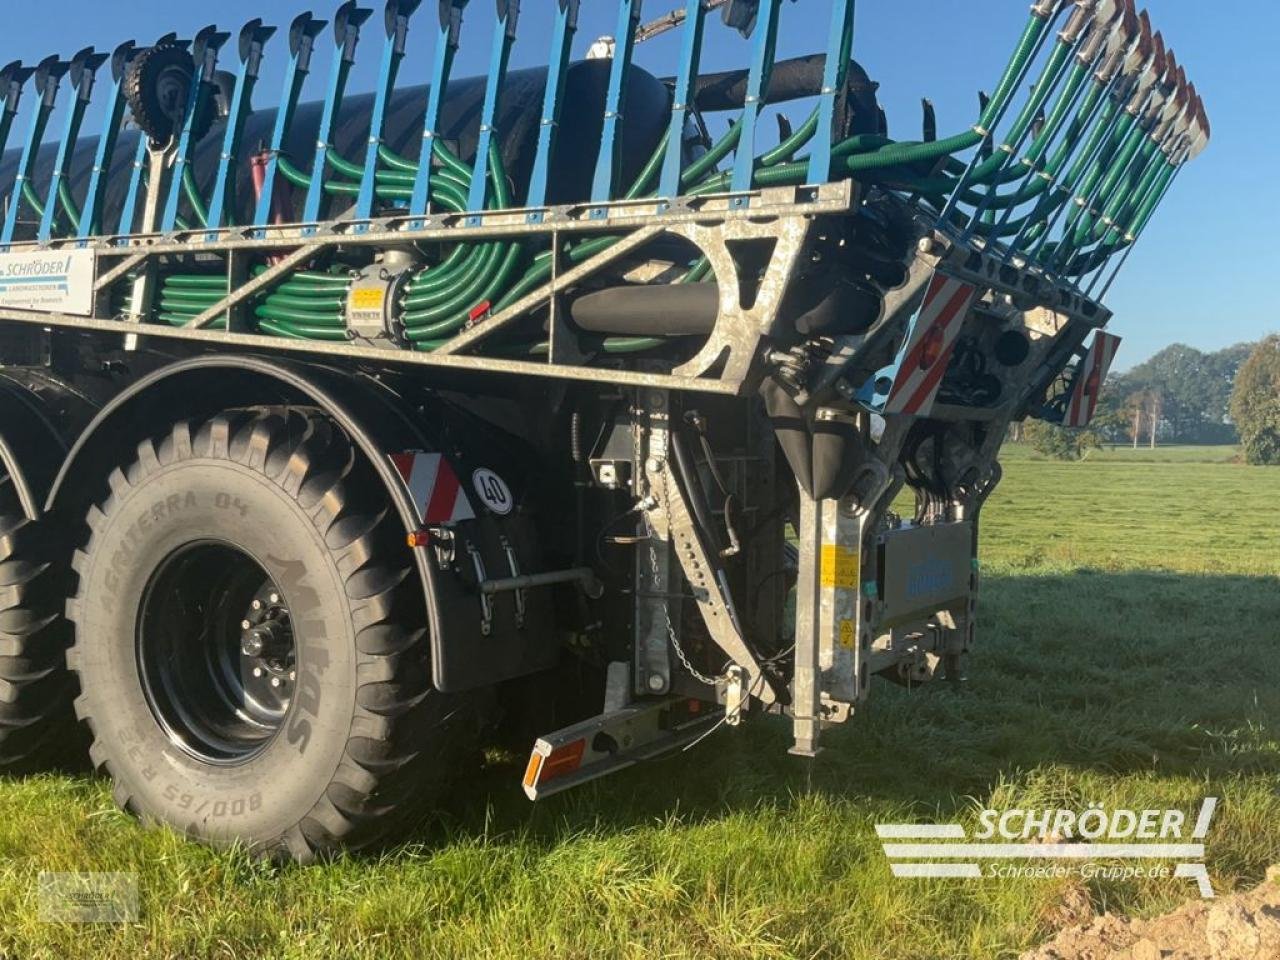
(0, 0, 1206, 860)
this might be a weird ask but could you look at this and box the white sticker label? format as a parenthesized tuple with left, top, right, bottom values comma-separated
(472, 468, 513, 516)
(0, 249, 96, 316)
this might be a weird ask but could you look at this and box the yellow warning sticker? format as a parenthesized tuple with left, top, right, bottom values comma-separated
(839, 619, 856, 649)
(350, 288, 385, 311)
(820, 544, 859, 589)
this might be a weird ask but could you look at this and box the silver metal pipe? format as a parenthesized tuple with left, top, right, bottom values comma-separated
(480, 566, 604, 599)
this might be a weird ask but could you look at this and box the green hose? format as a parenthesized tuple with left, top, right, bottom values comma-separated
(153, 6, 1152, 357)
(965, 76, 1113, 239)
(182, 166, 209, 228)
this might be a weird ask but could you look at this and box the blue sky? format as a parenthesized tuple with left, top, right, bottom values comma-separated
(2, 1, 1273, 368)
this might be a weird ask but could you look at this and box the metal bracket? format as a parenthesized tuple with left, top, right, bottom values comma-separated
(466, 540, 493, 636)
(634, 390, 674, 696)
(522, 698, 721, 801)
(656, 459, 776, 705)
(724, 665, 748, 726)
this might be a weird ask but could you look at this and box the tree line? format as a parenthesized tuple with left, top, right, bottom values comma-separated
(1020, 337, 1280, 464)
(1093, 341, 1255, 446)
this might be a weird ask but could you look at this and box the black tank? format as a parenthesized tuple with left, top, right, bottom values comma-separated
(0, 58, 673, 236)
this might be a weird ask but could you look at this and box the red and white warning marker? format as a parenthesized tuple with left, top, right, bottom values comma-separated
(884, 272, 980, 416)
(389, 452, 477, 525)
(1064, 330, 1122, 428)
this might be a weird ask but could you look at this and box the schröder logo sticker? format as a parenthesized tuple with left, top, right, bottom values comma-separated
(0, 249, 96, 316)
(472, 468, 513, 515)
(877, 797, 1219, 898)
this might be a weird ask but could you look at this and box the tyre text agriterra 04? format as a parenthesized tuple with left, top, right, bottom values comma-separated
(67, 407, 481, 861)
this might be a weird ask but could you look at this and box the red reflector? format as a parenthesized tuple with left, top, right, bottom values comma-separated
(468, 300, 492, 323)
(1084, 368, 1101, 398)
(406, 529, 431, 548)
(919, 327, 945, 371)
(539, 739, 586, 784)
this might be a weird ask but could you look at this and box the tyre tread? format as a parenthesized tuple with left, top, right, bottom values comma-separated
(0, 477, 77, 769)
(67, 406, 479, 861)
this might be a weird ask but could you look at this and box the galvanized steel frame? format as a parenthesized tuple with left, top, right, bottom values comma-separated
(0, 181, 853, 396)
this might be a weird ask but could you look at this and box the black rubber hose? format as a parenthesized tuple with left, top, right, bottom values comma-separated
(567, 283, 719, 336)
(670, 426, 724, 558)
(759, 379, 814, 500)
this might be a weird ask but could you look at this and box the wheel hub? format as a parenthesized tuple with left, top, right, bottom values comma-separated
(152, 64, 192, 129)
(137, 542, 297, 764)
(238, 586, 295, 712)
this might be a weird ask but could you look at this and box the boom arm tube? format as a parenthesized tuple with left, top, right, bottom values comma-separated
(253, 14, 327, 231)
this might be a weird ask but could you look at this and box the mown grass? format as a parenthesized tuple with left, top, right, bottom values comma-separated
(2, 446, 1279, 959)
(1003, 442, 1242, 464)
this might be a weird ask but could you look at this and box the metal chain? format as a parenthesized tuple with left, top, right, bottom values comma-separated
(642, 498, 721, 688)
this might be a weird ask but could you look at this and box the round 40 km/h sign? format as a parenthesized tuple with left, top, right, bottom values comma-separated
(472, 468, 514, 515)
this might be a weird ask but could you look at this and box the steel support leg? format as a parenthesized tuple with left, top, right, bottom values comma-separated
(790, 490, 824, 756)
(791, 461, 885, 755)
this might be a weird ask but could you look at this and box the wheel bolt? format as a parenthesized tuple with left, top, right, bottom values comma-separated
(270, 677, 281, 688)
(269, 593, 280, 605)
(251, 599, 263, 611)
(241, 619, 252, 631)
(252, 667, 263, 678)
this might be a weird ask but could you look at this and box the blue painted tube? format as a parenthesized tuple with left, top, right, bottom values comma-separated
(590, 0, 642, 206)
(409, 0, 469, 221)
(1050, 108, 1149, 270)
(806, 0, 856, 187)
(658, 1, 706, 201)
(39, 48, 107, 242)
(1009, 69, 1127, 261)
(206, 19, 277, 234)
(355, 1, 421, 223)
(116, 136, 149, 237)
(730, 0, 784, 199)
(79, 43, 136, 241)
(525, 0, 578, 220)
(302, 2, 373, 227)
(936, 9, 1058, 229)
(1093, 160, 1181, 300)
(2, 56, 68, 247)
(960, 35, 1086, 241)
(0, 64, 35, 212)
(253, 13, 326, 230)
(988, 50, 1103, 244)
(465, 0, 519, 219)
(0, 64, 35, 162)
(161, 26, 231, 232)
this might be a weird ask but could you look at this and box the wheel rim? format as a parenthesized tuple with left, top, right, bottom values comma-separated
(152, 63, 192, 130)
(137, 541, 296, 764)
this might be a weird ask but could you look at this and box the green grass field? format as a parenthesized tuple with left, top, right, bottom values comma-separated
(1002, 442, 1243, 464)
(2, 445, 1279, 960)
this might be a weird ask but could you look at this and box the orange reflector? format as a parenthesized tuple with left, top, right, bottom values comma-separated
(406, 529, 431, 548)
(522, 752, 545, 791)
